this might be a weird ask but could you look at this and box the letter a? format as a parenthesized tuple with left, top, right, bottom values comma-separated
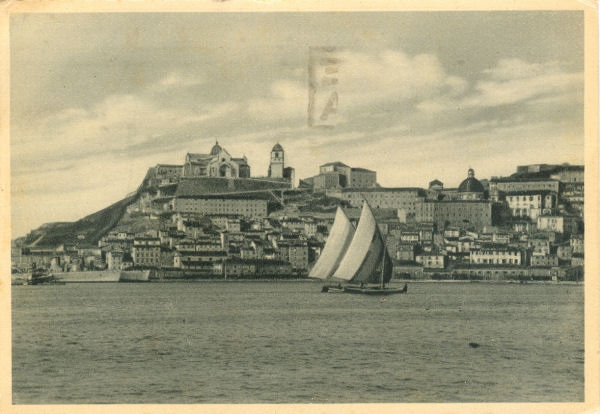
(320, 92, 338, 121)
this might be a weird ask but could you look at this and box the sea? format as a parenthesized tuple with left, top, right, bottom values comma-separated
(12, 281, 584, 404)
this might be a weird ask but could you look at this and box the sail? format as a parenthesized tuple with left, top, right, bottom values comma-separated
(332, 201, 392, 284)
(308, 207, 355, 280)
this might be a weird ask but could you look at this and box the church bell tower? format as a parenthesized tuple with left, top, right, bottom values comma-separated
(269, 143, 284, 178)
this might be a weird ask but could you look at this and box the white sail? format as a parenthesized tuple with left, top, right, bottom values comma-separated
(332, 201, 387, 283)
(308, 207, 355, 280)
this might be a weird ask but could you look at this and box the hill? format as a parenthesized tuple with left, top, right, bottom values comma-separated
(22, 193, 139, 247)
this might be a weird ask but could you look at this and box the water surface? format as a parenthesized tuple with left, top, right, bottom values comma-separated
(12, 281, 584, 403)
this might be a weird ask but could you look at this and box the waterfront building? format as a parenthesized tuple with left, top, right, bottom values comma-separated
(132, 237, 161, 267)
(174, 250, 228, 270)
(415, 251, 447, 269)
(106, 250, 124, 270)
(275, 239, 309, 271)
(469, 244, 525, 266)
(224, 258, 292, 278)
(392, 261, 424, 279)
(453, 265, 539, 281)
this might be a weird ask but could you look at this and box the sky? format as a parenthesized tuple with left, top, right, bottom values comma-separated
(10, 11, 584, 238)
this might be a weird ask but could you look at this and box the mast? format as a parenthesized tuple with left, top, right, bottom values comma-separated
(380, 235, 386, 289)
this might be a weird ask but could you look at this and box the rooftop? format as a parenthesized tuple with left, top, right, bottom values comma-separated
(321, 161, 349, 168)
(339, 187, 425, 194)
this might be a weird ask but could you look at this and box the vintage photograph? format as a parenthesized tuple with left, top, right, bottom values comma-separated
(6, 8, 593, 408)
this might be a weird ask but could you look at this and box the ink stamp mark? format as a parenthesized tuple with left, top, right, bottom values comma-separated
(308, 47, 340, 128)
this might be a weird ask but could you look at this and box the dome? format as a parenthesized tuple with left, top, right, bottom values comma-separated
(458, 168, 484, 193)
(210, 141, 222, 156)
(272, 143, 283, 152)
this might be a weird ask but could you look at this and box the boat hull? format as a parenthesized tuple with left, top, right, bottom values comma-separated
(322, 284, 408, 295)
(342, 286, 407, 295)
(321, 285, 345, 293)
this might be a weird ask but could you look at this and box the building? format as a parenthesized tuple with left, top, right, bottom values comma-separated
(531, 254, 559, 267)
(174, 250, 228, 270)
(171, 196, 268, 218)
(348, 168, 377, 188)
(516, 164, 560, 174)
(561, 182, 584, 214)
(224, 258, 293, 278)
(329, 187, 425, 211)
(132, 237, 161, 267)
(457, 168, 485, 200)
(320, 161, 350, 176)
(570, 234, 584, 254)
(268, 143, 296, 185)
(537, 215, 579, 234)
(276, 240, 309, 271)
(149, 164, 183, 187)
(550, 165, 584, 183)
(429, 179, 443, 191)
(183, 141, 251, 178)
(268, 143, 285, 178)
(415, 251, 446, 269)
(505, 191, 556, 219)
(489, 177, 560, 195)
(309, 161, 377, 191)
(416, 200, 493, 231)
(392, 261, 424, 279)
(394, 243, 417, 261)
(314, 172, 346, 190)
(106, 250, 124, 271)
(469, 244, 525, 266)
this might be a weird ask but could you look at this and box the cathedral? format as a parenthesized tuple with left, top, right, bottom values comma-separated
(183, 141, 251, 178)
(180, 141, 294, 184)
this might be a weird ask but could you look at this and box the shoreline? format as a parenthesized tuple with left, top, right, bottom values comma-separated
(11, 279, 582, 285)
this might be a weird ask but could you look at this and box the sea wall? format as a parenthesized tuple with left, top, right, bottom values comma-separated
(53, 270, 121, 283)
(119, 270, 151, 282)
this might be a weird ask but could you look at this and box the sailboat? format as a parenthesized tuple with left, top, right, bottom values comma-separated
(309, 202, 407, 295)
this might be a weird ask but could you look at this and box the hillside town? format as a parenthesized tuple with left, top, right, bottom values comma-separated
(12, 142, 585, 282)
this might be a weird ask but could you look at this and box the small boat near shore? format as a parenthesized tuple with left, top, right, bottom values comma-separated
(19, 268, 65, 285)
(310, 202, 407, 295)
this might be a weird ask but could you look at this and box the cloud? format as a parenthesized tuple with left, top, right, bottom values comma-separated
(12, 94, 239, 173)
(247, 80, 307, 121)
(152, 72, 205, 90)
(418, 58, 582, 112)
(245, 49, 468, 122)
